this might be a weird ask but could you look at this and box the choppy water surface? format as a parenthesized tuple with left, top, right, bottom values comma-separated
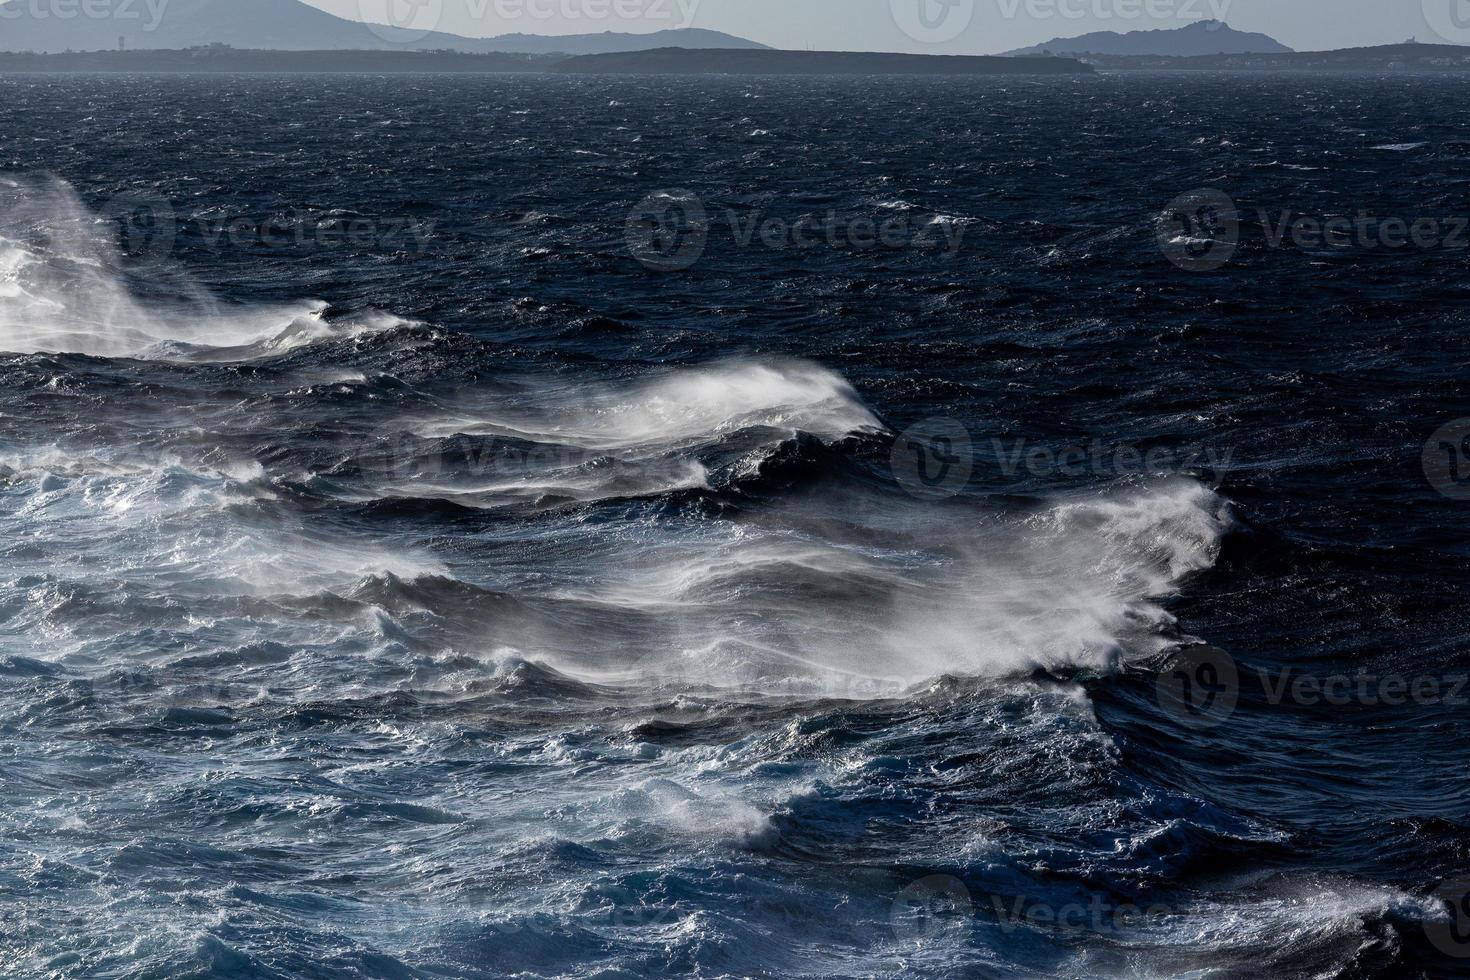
(1, 72, 1469, 978)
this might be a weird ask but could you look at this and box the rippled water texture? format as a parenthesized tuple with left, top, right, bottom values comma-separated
(1, 73, 1468, 978)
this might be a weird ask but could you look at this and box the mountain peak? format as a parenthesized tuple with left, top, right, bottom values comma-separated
(0, 0, 767, 54)
(1005, 21, 1292, 58)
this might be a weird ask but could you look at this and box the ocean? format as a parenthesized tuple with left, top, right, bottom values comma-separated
(1, 71, 1468, 978)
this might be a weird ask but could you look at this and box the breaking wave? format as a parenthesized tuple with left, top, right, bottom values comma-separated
(0, 175, 404, 358)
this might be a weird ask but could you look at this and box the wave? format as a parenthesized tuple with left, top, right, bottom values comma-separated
(3, 440, 1226, 700)
(344, 359, 883, 508)
(414, 359, 882, 452)
(0, 452, 443, 604)
(527, 479, 1230, 693)
(0, 353, 1227, 697)
(0, 175, 403, 359)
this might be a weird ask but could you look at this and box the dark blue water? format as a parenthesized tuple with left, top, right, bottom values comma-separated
(1, 72, 1469, 978)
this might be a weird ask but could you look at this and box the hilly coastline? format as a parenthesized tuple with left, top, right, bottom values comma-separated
(0, 0, 765, 54)
(1078, 42, 1470, 71)
(4, 43, 1470, 75)
(1006, 20, 1292, 57)
(554, 48, 1093, 76)
(0, 46, 1094, 75)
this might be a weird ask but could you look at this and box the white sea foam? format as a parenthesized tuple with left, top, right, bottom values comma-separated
(417, 359, 883, 452)
(358, 359, 882, 509)
(0, 176, 398, 359)
(0, 452, 443, 603)
(560, 479, 1229, 692)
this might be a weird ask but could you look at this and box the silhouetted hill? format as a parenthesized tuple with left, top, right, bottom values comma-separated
(0, 0, 765, 54)
(1006, 20, 1291, 57)
(473, 29, 765, 55)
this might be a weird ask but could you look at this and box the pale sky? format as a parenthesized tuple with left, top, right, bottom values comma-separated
(309, 0, 1457, 54)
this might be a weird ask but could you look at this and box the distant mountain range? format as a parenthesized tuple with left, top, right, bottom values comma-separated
(3, 41, 1469, 76)
(0, 0, 766, 54)
(1005, 20, 1292, 57)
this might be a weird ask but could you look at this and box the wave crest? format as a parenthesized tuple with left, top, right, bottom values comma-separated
(0, 175, 398, 359)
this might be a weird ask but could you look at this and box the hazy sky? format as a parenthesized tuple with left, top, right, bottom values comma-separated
(309, 0, 1459, 53)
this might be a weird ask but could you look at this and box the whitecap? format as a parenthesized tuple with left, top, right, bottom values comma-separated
(0, 176, 404, 360)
